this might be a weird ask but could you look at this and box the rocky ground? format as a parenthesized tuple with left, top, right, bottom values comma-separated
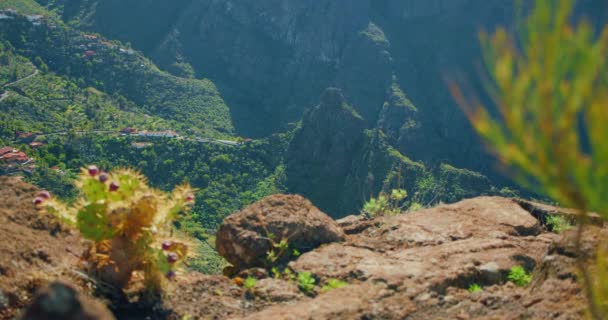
(0, 177, 602, 319)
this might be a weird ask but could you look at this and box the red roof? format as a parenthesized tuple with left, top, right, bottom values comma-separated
(18, 132, 35, 138)
(0, 147, 15, 156)
(0, 151, 28, 162)
(85, 50, 96, 57)
(29, 142, 44, 148)
(120, 127, 138, 133)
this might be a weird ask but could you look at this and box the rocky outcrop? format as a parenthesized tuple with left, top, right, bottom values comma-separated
(238, 196, 588, 319)
(0, 177, 87, 320)
(285, 88, 495, 217)
(4, 177, 598, 319)
(285, 88, 367, 215)
(216, 194, 345, 272)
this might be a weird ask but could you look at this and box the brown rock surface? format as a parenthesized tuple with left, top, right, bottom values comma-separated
(216, 194, 346, 271)
(238, 197, 588, 319)
(2, 179, 597, 319)
(0, 177, 89, 320)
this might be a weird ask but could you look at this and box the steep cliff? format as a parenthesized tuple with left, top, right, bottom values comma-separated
(286, 88, 492, 217)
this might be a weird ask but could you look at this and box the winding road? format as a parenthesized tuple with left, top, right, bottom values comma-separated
(0, 68, 39, 103)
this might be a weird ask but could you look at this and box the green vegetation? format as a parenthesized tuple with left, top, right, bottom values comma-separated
(507, 266, 532, 287)
(321, 279, 348, 293)
(244, 276, 257, 290)
(362, 188, 408, 218)
(0, 7, 232, 137)
(297, 272, 316, 294)
(546, 215, 573, 234)
(450, 0, 608, 317)
(0, 0, 53, 15)
(37, 167, 194, 295)
(468, 283, 482, 293)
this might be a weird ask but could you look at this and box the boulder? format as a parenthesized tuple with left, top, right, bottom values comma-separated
(216, 194, 345, 271)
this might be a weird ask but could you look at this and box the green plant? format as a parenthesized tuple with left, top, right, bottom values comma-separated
(297, 271, 316, 293)
(37, 166, 195, 294)
(265, 233, 289, 265)
(244, 276, 257, 290)
(321, 279, 348, 292)
(546, 215, 573, 234)
(408, 202, 423, 212)
(508, 266, 532, 287)
(450, 0, 608, 317)
(468, 283, 482, 293)
(362, 188, 408, 217)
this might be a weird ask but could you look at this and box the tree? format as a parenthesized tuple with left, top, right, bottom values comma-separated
(450, 0, 608, 318)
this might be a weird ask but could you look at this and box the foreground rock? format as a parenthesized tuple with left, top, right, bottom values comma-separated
(231, 196, 588, 319)
(248, 197, 580, 319)
(21, 282, 114, 320)
(3, 180, 596, 319)
(0, 177, 88, 320)
(216, 194, 345, 272)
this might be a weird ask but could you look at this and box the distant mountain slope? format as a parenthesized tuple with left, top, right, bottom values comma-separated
(39, 0, 607, 182)
(37, 0, 509, 178)
(0, 3, 234, 137)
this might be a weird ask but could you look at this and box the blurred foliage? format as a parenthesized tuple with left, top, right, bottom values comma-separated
(450, 0, 608, 317)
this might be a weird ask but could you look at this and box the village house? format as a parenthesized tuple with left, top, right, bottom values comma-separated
(84, 50, 97, 58)
(138, 130, 179, 138)
(0, 147, 29, 164)
(25, 14, 44, 26)
(100, 41, 116, 49)
(120, 127, 138, 134)
(28, 141, 45, 148)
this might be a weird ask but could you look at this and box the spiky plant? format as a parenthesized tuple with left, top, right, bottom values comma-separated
(36, 166, 195, 295)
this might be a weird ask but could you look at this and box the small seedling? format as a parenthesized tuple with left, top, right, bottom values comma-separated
(508, 266, 532, 287)
(545, 215, 573, 234)
(468, 283, 482, 293)
(244, 276, 257, 290)
(292, 248, 301, 257)
(297, 272, 316, 293)
(321, 278, 348, 292)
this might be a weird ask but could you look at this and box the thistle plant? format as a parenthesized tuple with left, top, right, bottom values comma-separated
(35, 166, 195, 295)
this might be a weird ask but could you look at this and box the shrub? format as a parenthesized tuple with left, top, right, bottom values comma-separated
(546, 215, 573, 234)
(468, 283, 482, 293)
(508, 266, 532, 287)
(36, 166, 195, 295)
(362, 188, 408, 217)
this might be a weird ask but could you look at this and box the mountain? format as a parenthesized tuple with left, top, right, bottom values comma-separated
(5, 0, 604, 221)
(41, 0, 506, 177)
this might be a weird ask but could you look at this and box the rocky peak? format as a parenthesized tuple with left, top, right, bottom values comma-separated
(319, 87, 347, 110)
(285, 88, 366, 215)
